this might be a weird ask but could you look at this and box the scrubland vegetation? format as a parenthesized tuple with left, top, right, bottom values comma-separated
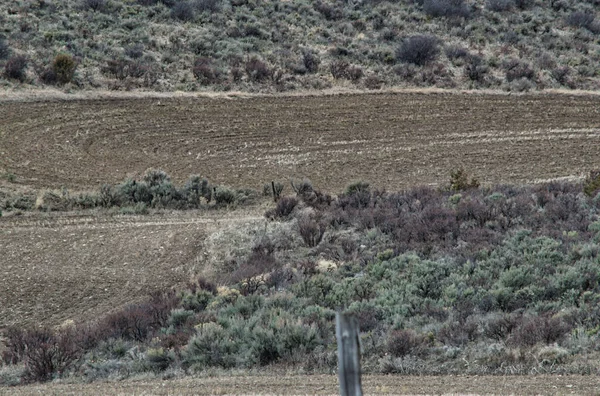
(0, 0, 599, 92)
(3, 170, 600, 385)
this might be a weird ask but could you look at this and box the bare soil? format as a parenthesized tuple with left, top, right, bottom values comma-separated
(0, 210, 263, 329)
(3, 374, 600, 395)
(1, 92, 600, 193)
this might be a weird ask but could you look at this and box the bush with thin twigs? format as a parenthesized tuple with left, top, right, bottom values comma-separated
(52, 53, 77, 84)
(396, 36, 440, 66)
(4, 55, 28, 82)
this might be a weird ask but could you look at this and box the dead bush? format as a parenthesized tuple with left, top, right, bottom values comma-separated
(4, 55, 28, 82)
(298, 215, 326, 247)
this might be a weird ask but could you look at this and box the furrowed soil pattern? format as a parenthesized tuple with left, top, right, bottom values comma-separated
(1, 92, 600, 193)
(0, 211, 263, 329)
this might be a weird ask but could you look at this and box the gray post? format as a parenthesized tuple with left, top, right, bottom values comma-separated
(336, 312, 363, 396)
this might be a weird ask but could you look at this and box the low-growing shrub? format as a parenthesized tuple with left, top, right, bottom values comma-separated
(396, 36, 440, 66)
(52, 54, 77, 84)
(449, 168, 480, 191)
(565, 11, 596, 31)
(330, 59, 349, 79)
(265, 196, 298, 219)
(4, 55, 28, 82)
(82, 0, 106, 11)
(192, 57, 219, 85)
(422, 0, 470, 19)
(0, 39, 10, 60)
(503, 59, 535, 82)
(584, 170, 600, 197)
(302, 50, 321, 74)
(214, 186, 236, 205)
(171, 2, 195, 21)
(487, 0, 514, 12)
(245, 57, 271, 82)
(298, 215, 326, 247)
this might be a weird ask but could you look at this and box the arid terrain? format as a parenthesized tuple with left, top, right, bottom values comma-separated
(2, 92, 600, 193)
(2, 91, 600, 394)
(3, 374, 600, 395)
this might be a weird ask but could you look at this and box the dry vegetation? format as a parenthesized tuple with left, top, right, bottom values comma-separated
(2, 91, 600, 392)
(0, 0, 599, 93)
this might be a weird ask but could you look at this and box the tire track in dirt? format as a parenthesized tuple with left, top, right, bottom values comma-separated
(1, 92, 599, 192)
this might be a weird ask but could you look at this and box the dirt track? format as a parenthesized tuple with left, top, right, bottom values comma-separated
(1, 92, 600, 192)
(3, 374, 599, 395)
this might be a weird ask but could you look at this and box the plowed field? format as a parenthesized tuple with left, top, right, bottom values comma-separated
(4, 374, 600, 395)
(2, 92, 599, 193)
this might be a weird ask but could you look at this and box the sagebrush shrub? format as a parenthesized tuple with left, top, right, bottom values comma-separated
(245, 57, 271, 82)
(4, 55, 28, 82)
(171, 1, 195, 21)
(192, 57, 219, 85)
(503, 59, 534, 82)
(422, 0, 470, 18)
(0, 39, 10, 60)
(298, 216, 326, 247)
(584, 170, 600, 197)
(214, 186, 236, 205)
(82, 0, 106, 11)
(265, 196, 298, 219)
(387, 329, 425, 357)
(396, 36, 440, 66)
(565, 11, 595, 30)
(487, 0, 514, 12)
(449, 168, 480, 191)
(330, 59, 349, 79)
(196, 0, 222, 12)
(52, 54, 77, 84)
(302, 50, 321, 74)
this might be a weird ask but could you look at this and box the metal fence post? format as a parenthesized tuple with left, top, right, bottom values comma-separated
(336, 312, 363, 396)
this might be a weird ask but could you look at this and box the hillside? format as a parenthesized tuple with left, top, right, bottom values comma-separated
(0, 0, 599, 93)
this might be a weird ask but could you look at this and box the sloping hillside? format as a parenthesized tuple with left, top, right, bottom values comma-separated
(0, 0, 599, 92)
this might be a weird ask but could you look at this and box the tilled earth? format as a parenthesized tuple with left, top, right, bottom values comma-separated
(1, 92, 600, 193)
(2, 374, 599, 395)
(0, 210, 263, 329)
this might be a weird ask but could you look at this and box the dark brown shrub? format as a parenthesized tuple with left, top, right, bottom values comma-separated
(265, 196, 298, 220)
(0, 39, 10, 60)
(245, 57, 271, 82)
(330, 59, 349, 79)
(52, 54, 77, 84)
(487, 0, 514, 12)
(423, 0, 470, 18)
(192, 57, 219, 85)
(509, 315, 572, 347)
(197, 276, 218, 295)
(82, 0, 106, 11)
(483, 313, 519, 341)
(4, 327, 81, 383)
(566, 11, 595, 30)
(171, 1, 195, 21)
(302, 50, 321, 73)
(396, 35, 440, 66)
(4, 55, 28, 82)
(503, 59, 535, 82)
(437, 319, 478, 346)
(387, 329, 426, 357)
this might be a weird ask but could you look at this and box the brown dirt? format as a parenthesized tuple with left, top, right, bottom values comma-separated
(0, 210, 264, 329)
(1, 92, 600, 193)
(3, 374, 600, 395)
